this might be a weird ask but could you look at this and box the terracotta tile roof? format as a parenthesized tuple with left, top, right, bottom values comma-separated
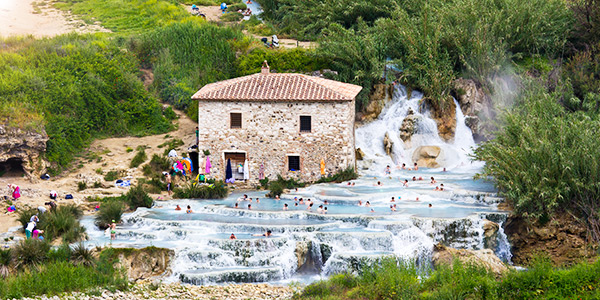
(192, 72, 362, 101)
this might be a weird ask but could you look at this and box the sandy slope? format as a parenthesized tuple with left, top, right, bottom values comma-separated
(0, 108, 197, 236)
(0, 0, 107, 37)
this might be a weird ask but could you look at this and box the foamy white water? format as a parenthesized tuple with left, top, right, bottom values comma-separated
(81, 85, 509, 284)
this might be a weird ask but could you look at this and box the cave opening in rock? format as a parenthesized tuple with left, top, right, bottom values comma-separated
(0, 158, 25, 177)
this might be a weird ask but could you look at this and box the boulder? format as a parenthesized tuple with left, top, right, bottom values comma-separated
(433, 243, 508, 276)
(412, 146, 441, 168)
(360, 84, 394, 122)
(355, 148, 365, 161)
(383, 132, 393, 157)
(0, 125, 48, 179)
(110, 247, 174, 281)
(399, 108, 417, 143)
(483, 220, 500, 250)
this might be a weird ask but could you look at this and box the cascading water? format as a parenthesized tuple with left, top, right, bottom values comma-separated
(81, 84, 510, 284)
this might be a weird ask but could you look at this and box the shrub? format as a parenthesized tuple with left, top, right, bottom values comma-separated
(39, 205, 86, 243)
(268, 181, 284, 197)
(173, 181, 229, 199)
(71, 243, 95, 267)
(95, 200, 124, 229)
(130, 149, 148, 168)
(104, 170, 120, 181)
(227, 2, 247, 12)
(17, 208, 38, 229)
(0, 249, 11, 278)
(13, 239, 50, 268)
(48, 243, 72, 262)
(124, 184, 154, 209)
(143, 154, 171, 177)
(77, 181, 87, 191)
(315, 167, 358, 183)
(221, 12, 243, 22)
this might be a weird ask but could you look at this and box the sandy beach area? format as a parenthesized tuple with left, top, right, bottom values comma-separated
(0, 0, 106, 37)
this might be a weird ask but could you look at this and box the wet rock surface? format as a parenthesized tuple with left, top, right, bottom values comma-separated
(359, 84, 394, 122)
(433, 243, 508, 276)
(412, 146, 441, 168)
(399, 108, 417, 144)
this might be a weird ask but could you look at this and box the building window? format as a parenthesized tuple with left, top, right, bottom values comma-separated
(300, 116, 311, 132)
(288, 156, 300, 171)
(230, 113, 242, 129)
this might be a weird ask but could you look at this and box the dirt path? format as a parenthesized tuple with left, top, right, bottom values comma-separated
(0, 0, 108, 37)
(0, 107, 197, 236)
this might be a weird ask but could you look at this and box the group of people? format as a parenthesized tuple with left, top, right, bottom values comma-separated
(175, 204, 193, 214)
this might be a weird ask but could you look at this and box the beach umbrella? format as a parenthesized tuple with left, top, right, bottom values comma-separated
(205, 156, 212, 174)
(320, 158, 325, 175)
(259, 163, 265, 180)
(225, 159, 233, 180)
(243, 159, 249, 181)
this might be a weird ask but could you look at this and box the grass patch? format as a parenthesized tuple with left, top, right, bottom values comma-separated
(0, 248, 128, 299)
(130, 148, 148, 168)
(173, 181, 228, 199)
(294, 256, 600, 300)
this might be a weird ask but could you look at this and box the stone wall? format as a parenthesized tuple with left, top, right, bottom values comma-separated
(197, 100, 355, 183)
(0, 125, 48, 178)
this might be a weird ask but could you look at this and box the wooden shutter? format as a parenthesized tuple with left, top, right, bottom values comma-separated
(230, 113, 242, 128)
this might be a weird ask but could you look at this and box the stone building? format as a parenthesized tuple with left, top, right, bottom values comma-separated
(191, 62, 362, 183)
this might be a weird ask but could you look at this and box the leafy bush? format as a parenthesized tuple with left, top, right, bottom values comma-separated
(315, 167, 358, 183)
(220, 12, 244, 22)
(77, 181, 87, 191)
(17, 208, 38, 229)
(48, 243, 72, 262)
(227, 2, 247, 12)
(237, 47, 327, 76)
(95, 199, 124, 229)
(124, 184, 154, 209)
(268, 181, 284, 197)
(142, 154, 171, 177)
(173, 181, 229, 199)
(0, 35, 172, 173)
(130, 149, 148, 168)
(129, 21, 245, 117)
(13, 239, 50, 269)
(0, 249, 11, 278)
(71, 243, 95, 267)
(38, 205, 86, 243)
(104, 170, 122, 181)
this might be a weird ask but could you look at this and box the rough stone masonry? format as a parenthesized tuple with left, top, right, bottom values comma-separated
(192, 62, 362, 183)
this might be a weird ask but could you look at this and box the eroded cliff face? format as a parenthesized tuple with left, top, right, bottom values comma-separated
(0, 125, 48, 178)
(358, 84, 394, 122)
(109, 247, 174, 281)
(504, 214, 598, 266)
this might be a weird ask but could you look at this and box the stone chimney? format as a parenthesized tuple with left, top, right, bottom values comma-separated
(261, 60, 270, 74)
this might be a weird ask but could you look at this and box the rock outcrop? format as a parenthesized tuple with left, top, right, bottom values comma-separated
(383, 132, 393, 157)
(359, 84, 394, 122)
(412, 146, 441, 168)
(453, 78, 495, 142)
(504, 215, 597, 266)
(109, 247, 174, 281)
(421, 98, 457, 142)
(483, 220, 500, 250)
(0, 125, 48, 179)
(399, 108, 417, 144)
(355, 148, 365, 160)
(433, 243, 509, 276)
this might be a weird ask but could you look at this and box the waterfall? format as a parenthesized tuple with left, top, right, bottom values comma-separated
(79, 84, 511, 285)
